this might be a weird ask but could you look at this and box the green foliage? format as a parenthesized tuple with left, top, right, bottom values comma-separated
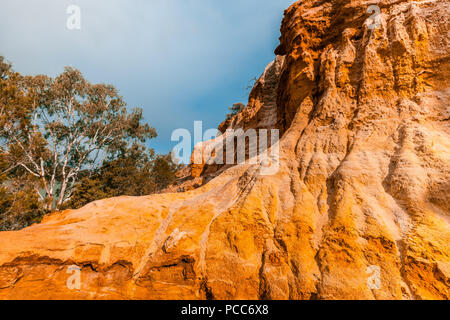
(0, 57, 11, 79)
(0, 57, 171, 231)
(0, 173, 47, 231)
(0, 61, 47, 230)
(151, 153, 183, 191)
(226, 102, 245, 120)
(65, 151, 182, 210)
(246, 76, 258, 92)
(1, 59, 157, 212)
(65, 144, 154, 209)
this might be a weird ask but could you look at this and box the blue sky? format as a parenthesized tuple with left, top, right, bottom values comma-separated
(0, 0, 295, 155)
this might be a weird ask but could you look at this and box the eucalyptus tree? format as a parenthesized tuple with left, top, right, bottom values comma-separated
(1, 65, 156, 210)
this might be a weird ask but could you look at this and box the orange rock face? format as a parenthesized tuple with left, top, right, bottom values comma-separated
(0, 0, 449, 300)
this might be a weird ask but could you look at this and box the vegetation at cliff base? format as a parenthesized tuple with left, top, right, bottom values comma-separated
(226, 102, 246, 120)
(0, 57, 181, 230)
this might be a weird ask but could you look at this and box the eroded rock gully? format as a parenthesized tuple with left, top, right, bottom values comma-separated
(0, 0, 449, 299)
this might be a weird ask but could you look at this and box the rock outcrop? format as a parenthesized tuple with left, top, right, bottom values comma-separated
(0, 0, 449, 299)
(167, 55, 285, 192)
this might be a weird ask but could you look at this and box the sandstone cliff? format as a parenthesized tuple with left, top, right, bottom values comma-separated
(0, 0, 449, 300)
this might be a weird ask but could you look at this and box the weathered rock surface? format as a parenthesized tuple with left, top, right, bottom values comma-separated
(167, 55, 285, 192)
(0, 0, 449, 299)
